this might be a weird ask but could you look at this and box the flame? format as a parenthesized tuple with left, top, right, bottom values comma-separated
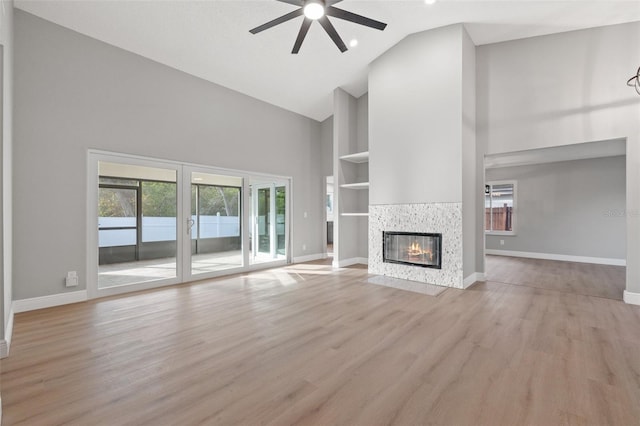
(406, 241, 433, 261)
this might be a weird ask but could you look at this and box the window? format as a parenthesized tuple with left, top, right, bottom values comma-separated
(485, 181, 516, 235)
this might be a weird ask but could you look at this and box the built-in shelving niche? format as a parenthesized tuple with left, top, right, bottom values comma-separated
(339, 151, 369, 217)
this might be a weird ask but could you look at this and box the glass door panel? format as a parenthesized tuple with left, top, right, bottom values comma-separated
(276, 186, 286, 256)
(257, 187, 271, 256)
(250, 180, 288, 264)
(186, 170, 243, 278)
(97, 161, 178, 289)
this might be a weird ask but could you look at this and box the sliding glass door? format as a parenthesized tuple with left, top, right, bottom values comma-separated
(96, 160, 179, 292)
(89, 152, 291, 298)
(183, 168, 244, 280)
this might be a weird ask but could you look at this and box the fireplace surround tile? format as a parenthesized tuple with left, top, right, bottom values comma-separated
(369, 203, 463, 288)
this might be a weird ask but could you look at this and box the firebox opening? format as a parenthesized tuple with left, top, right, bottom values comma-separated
(383, 232, 442, 269)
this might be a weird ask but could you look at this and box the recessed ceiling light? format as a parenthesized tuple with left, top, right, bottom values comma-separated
(303, 1, 325, 20)
(424, 0, 437, 4)
(349, 39, 359, 48)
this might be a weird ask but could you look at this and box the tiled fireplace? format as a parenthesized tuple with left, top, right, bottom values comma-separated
(369, 203, 463, 288)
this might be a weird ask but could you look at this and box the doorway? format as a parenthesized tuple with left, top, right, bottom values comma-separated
(325, 176, 334, 257)
(482, 140, 626, 300)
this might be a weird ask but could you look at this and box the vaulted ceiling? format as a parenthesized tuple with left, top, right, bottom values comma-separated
(15, 0, 640, 121)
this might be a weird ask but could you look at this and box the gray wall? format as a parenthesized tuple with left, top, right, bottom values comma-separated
(477, 22, 640, 293)
(1, 0, 14, 343)
(319, 116, 333, 178)
(486, 156, 626, 259)
(356, 94, 369, 155)
(461, 27, 477, 278)
(14, 11, 325, 300)
(369, 25, 463, 206)
(355, 94, 369, 259)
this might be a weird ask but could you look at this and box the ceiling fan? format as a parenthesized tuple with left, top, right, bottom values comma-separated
(250, 0, 387, 54)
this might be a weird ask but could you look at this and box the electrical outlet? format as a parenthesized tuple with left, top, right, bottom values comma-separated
(302, 244, 307, 251)
(65, 271, 78, 287)
(500, 240, 505, 246)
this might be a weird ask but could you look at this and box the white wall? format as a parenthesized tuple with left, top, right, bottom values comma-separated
(486, 156, 626, 260)
(0, 0, 14, 345)
(477, 22, 640, 293)
(14, 11, 325, 300)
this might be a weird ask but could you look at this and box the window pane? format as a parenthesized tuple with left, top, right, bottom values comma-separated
(490, 183, 514, 231)
(99, 229, 136, 247)
(192, 181, 242, 275)
(198, 186, 240, 238)
(99, 187, 136, 219)
(99, 177, 139, 186)
(276, 186, 286, 254)
(141, 181, 177, 242)
(485, 193, 492, 231)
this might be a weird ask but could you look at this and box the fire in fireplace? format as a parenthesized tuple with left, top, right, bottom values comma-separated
(383, 232, 442, 269)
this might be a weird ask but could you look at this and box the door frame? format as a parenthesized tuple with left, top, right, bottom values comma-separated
(87, 150, 293, 300)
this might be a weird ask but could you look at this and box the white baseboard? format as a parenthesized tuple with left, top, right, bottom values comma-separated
(463, 272, 486, 289)
(485, 249, 626, 266)
(1, 305, 15, 358)
(293, 253, 326, 263)
(13, 290, 88, 314)
(333, 257, 368, 268)
(623, 290, 640, 306)
(0, 340, 7, 359)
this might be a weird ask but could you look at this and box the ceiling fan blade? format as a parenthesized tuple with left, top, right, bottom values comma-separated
(275, 0, 304, 5)
(326, 0, 343, 4)
(326, 6, 387, 31)
(250, 9, 304, 34)
(292, 18, 313, 54)
(318, 16, 347, 52)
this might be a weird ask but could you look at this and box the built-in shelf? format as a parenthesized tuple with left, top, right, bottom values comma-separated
(341, 212, 369, 217)
(339, 151, 369, 164)
(340, 182, 370, 190)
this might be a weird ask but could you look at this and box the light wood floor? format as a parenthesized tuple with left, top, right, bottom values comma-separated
(2, 260, 639, 425)
(486, 255, 626, 301)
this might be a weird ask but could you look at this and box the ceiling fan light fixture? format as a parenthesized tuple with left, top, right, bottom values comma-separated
(250, 0, 387, 54)
(303, 1, 325, 20)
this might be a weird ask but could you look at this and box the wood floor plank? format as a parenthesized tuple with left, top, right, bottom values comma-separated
(2, 260, 639, 425)
(485, 255, 625, 300)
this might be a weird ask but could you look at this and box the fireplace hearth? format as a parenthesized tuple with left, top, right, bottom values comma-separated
(383, 232, 442, 269)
